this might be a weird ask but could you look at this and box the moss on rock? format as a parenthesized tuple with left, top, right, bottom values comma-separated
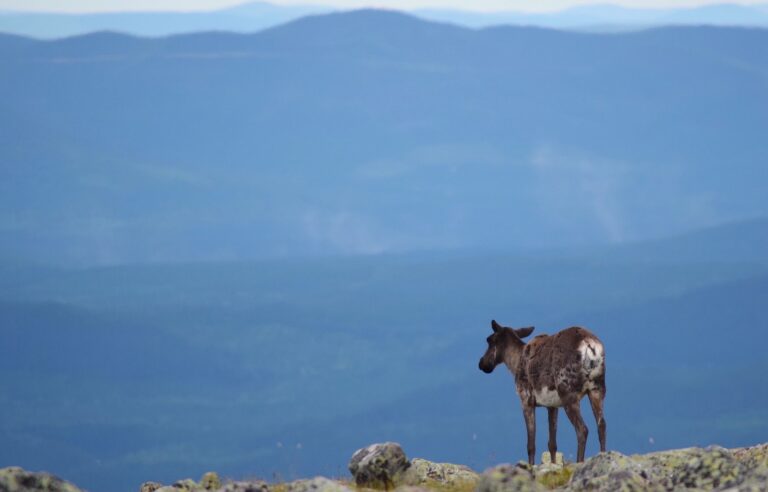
(401, 458, 479, 488)
(200, 472, 221, 491)
(640, 446, 746, 490)
(218, 480, 270, 492)
(284, 477, 352, 492)
(140, 482, 164, 492)
(349, 442, 411, 489)
(534, 464, 574, 490)
(477, 462, 544, 492)
(0, 466, 83, 492)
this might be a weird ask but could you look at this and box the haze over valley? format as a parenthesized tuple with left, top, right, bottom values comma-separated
(1, 8, 767, 492)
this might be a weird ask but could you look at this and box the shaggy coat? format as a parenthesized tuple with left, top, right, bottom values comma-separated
(479, 320, 606, 464)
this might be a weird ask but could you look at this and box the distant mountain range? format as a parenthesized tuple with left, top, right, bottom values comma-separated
(2, 2, 768, 38)
(416, 3, 768, 30)
(2, 9, 768, 265)
(0, 2, 331, 39)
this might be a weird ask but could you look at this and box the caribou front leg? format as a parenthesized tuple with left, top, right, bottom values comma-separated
(522, 402, 536, 465)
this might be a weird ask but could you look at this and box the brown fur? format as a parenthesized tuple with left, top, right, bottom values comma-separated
(479, 320, 607, 464)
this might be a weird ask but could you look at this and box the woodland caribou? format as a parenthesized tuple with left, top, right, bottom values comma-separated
(478, 320, 606, 464)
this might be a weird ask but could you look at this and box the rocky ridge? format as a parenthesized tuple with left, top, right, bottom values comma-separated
(2, 442, 767, 492)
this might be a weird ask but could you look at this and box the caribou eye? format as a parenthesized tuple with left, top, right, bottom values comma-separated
(486, 336, 492, 343)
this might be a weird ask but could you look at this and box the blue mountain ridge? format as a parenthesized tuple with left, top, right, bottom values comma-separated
(1, 11, 767, 265)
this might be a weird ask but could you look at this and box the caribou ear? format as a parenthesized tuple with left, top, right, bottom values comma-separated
(491, 320, 502, 332)
(515, 326, 535, 338)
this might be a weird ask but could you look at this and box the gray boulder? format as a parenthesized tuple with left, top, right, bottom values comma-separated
(0, 466, 83, 492)
(477, 463, 543, 492)
(569, 451, 655, 492)
(155, 479, 205, 492)
(139, 482, 164, 492)
(393, 487, 431, 492)
(200, 472, 221, 491)
(402, 458, 479, 487)
(348, 442, 410, 488)
(284, 477, 352, 492)
(640, 445, 746, 490)
(217, 481, 270, 492)
(541, 452, 564, 466)
(733, 443, 768, 470)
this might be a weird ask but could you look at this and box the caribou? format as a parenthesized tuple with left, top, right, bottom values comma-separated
(479, 320, 606, 464)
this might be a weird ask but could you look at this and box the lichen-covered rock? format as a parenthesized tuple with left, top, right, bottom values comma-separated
(140, 482, 164, 492)
(0, 466, 83, 492)
(572, 468, 653, 492)
(393, 486, 431, 492)
(733, 444, 768, 471)
(174, 478, 204, 491)
(534, 463, 574, 489)
(477, 462, 544, 492)
(401, 458, 479, 486)
(571, 451, 645, 480)
(721, 471, 768, 492)
(284, 477, 352, 492)
(155, 479, 205, 492)
(200, 472, 221, 491)
(541, 452, 564, 466)
(348, 442, 410, 488)
(641, 446, 746, 490)
(569, 451, 654, 492)
(217, 480, 270, 492)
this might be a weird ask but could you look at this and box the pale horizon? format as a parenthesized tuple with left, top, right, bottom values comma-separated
(1, 0, 767, 14)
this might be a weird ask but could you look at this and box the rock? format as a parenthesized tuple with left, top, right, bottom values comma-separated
(140, 482, 164, 492)
(284, 477, 353, 492)
(477, 462, 544, 492)
(348, 442, 410, 488)
(393, 486, 431, 492)
(733, 444, 768, 471)
(200, 472, 221, 490)
(217, 480, 270, 492)
(641, 445, 746, 490)
(173, 478, 204, 491)
(0, 466, 83, 492)
(721, 472, 768, 492)
(571, 451, 645, 480)
(569, 451, 655, 492)
(541, 452, 564, 466)
(153, 479, 204, 492)
(534, 463, 574, 489)
(401, 458, 479, 486)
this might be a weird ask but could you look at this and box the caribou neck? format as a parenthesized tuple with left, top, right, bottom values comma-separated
(502, 340, 525, 375)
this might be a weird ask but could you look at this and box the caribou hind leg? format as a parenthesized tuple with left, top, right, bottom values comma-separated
(547, 407, 558, 464)
(588, 387, 607, 452)
(563, 401, 588, 462)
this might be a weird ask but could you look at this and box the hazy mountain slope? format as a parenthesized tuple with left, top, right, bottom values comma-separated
(0, 2, 330, 39)
(2, 252, 766, 492)
(416, 3, 768, 30)
(4, 3, 768, 39)
(580, 216, 768, 264)
(6, 216, 762, 329)
(1, 12, 767, 264)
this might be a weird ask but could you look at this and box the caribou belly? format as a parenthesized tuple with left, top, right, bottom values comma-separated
(534, 387, 562, 407)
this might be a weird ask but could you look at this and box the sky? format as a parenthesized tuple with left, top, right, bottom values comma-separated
(1, 0, 767, 13)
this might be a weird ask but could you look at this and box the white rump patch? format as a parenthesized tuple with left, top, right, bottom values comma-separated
(534, 387, 563, 407)
(579, 339, 605, 379)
